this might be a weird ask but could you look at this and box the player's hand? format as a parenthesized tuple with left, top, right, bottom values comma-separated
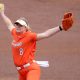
(0, 3, 4, 13)
(62, 12, 73, 31)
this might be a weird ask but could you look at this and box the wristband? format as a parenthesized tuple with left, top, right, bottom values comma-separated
(59, 26, 63, 31)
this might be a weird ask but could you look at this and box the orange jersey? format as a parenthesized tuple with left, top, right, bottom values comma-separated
(11, 28, 37, 66)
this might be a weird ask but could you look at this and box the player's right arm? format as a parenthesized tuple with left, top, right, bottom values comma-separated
(0, 3, 14, 31)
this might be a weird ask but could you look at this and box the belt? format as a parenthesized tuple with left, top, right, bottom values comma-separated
(16, 60, 36, 70)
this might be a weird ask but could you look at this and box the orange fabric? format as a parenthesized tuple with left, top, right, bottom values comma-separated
(18, 63, 40, 80)
(11, 28, 37, 66)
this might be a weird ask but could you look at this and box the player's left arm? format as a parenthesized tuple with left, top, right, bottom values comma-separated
(37, 12, 73, 41)
(37, 26, 61, 41)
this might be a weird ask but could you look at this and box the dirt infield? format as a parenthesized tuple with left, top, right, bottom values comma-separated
(0, 0, 80, 80)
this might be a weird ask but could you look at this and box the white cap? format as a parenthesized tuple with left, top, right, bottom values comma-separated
(15, 19, 28, 27)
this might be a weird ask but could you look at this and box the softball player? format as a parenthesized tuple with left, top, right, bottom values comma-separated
(0, 3, 73, 80)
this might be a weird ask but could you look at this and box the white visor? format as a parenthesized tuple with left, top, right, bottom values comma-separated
(15, 19, 28, 27)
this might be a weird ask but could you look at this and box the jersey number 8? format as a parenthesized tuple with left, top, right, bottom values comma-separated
(19, 48, 24, 55)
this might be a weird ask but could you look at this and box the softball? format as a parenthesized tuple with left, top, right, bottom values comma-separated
(0, 3, 4, 12)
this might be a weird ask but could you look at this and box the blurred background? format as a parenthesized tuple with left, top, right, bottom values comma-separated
(0, 0, 80, 80)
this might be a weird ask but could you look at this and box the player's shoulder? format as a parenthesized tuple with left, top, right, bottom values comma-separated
(26, 31, 36, 35)
(11, 28, 16, 35)
(25, 31, 37, 39)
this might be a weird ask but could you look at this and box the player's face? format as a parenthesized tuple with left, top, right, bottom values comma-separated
(15, 23, 27, 33)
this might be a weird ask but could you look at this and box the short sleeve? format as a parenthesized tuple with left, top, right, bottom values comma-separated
(30, 32, 37, 41)
(11, 28, 16, 36)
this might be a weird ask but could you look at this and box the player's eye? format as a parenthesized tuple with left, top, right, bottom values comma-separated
(15, 23, 23, 27)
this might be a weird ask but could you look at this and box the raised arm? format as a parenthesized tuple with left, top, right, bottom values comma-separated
(0, 3, 14, 31)
(37, 26, 61, 40)
(37, 12, 73, 41)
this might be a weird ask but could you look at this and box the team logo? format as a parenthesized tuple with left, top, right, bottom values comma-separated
(12, 40, 23, 47)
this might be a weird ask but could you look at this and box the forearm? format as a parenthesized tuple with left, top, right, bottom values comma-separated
(37, 26, 62, 40)
(44, 26, 62, 37)
(1, 12, 12, 26)
(0, 11, 14, 31)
